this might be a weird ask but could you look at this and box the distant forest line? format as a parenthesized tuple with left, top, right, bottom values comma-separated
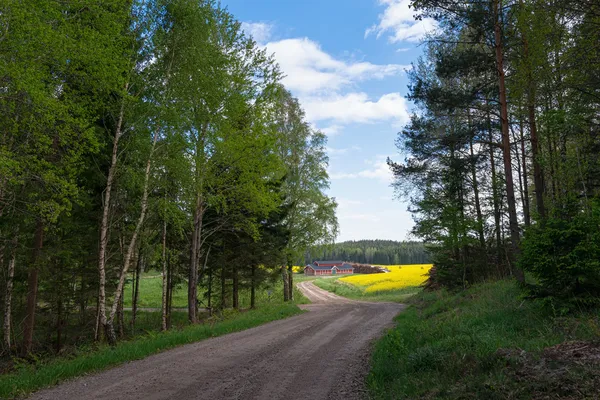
(305, 240, 430, 266)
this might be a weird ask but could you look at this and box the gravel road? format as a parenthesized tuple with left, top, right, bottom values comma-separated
(30, 281, 404, 400)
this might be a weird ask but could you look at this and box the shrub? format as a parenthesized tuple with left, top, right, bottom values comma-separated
(519, 202, 600, 308)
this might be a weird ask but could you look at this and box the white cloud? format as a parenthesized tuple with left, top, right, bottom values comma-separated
(241, 22, 273, 43)
(339, 213, 381, 222)
(303, 92, 410, 125)
(365, 0, 437, 43)
(320, 125, 343, 136)
(265, 38, 408, 95)
(326, 145, 362, 156)
(336, 198, 364, 209)
(330, 158, 393, 183)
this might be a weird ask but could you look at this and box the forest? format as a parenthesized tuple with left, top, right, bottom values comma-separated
(389, 0, 600, 301)
(0, 0, 338, 357)
(306, 240, 429, 265)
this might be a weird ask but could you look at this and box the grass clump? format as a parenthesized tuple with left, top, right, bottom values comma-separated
(0, 304, 304, 399)
(368, 279, 600, 399)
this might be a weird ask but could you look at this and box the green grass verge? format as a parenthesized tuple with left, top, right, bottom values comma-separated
(0, 303, 304, 399)
(367, 279, 600, 399)
(313, 277, 420, 302)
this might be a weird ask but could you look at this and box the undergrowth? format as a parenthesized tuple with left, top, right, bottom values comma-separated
(368, 279, 600, 399)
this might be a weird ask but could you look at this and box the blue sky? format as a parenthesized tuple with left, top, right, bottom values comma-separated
(222, 0, 437, 242)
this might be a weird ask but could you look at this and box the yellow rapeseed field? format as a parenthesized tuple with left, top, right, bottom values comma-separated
(340, 264, 432, 293)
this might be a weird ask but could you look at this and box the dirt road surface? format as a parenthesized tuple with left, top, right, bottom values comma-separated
(30, 281, 404, 400)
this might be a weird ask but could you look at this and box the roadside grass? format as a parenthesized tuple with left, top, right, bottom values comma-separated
(368, 279, 600, 399)
(314, 277, 419, 302)
(0, 303, 304, 399)
(0, 279, 307, 399)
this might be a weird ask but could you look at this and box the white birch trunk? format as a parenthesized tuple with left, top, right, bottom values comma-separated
(107, 127, 160, 334)
(98, 90, 127, 340)
(3, 240, 16, 351)
(161, 220, 168, 331)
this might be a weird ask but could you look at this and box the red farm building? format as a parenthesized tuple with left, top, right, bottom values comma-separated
(303, 261, 354, 276)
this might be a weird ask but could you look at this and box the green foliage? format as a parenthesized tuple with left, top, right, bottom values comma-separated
(520, 202, 600, 308)
(0, 0, 336, 358)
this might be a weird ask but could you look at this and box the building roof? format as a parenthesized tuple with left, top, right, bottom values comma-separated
(314, 260, 343, 266)
(305, 262, 354, 271)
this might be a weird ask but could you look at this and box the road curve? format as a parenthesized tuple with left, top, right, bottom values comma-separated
(30, 281, 404, 400)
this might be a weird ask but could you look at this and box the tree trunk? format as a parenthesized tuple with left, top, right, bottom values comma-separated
(281, 266, 289, 302)
(98, 89, 127, 346)
(22, 219, 44, 356)
(519, 0, 546, 220)
(131, 250, 142, 334)
(105, 125, 158, 343)
(470, 139, 485, 248)
(287, 265, 294, 301)
(488, 110, 503, 271)
(3, 237, 17, 352)
(166, 252, 172, 330)
(220, 264, 227, 310)
(79, 271, 86, 327)
(94, 293, 101, 342)
(117, 294, 124, 339)
(512, 123, 527, 226)
(232, 265, 239, 310)
(519, 116, 531, 227)
(250, 265, 256, 309)
(161, 220, 168, 331)
(207, 265, 213, 316)
(493, 0, 524, 282)
(56, 296, 62, 354)
(188, 195, 202, 323)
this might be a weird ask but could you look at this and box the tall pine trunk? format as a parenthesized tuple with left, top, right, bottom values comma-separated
(493, 0, 524, 282)
(470, 140, 486, 248)
(488, 110, 503, 273)
(519, 0, 546, 220)
(22, 219, 44, 356)
(518, 117, 531, 227)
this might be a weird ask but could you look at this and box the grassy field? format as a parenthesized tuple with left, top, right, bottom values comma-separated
(0, 278, 307, 399)
(367, 280, 600, 399)
(123, 274, 309, 308)
(312, 264, 432, 302)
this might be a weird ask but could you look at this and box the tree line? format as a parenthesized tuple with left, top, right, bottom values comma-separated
(0, 0, 337, 356)
(306, 240, 429, 265)
(390, 0, 600, 302)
